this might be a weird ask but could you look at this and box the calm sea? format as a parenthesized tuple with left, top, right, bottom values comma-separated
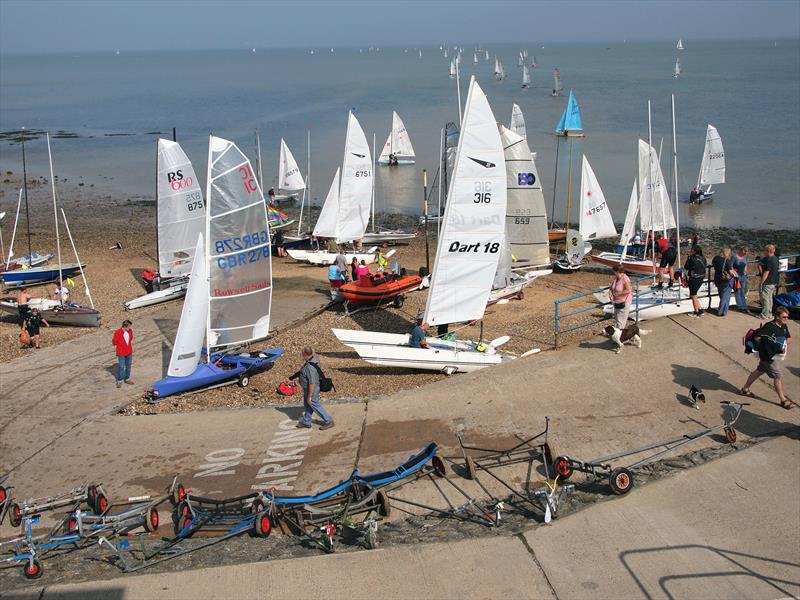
(1, 40, 798, 230)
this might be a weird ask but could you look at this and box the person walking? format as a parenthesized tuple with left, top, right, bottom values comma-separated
(609, 264, 632, 328)
(732, 247, 749, 313)
(712, 246, 737, 317)
(740, 306, 793, 409)
(22, 307, 49, 349)
(684, 246, 708, 318)
(112, 319, 134, 388)
(292, 346, 334, 430)
(758, 244, 780, 319)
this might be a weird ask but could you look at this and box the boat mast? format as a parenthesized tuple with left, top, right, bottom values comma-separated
(647, 100, 656, 272)
(564, 138, 573, 234)
(550, 136, 561, 230)
(61, 207, 94, 309)
(204, 134, 213, 362)
(297, 176, 308, 237)
(255, 129, 263, 190)
(437, 127, 443, 232)
(154, 139, 160, 276)
(456, 55, 463, 127)
(371, 132, 376, 232)
(46, 132, 64, 303)
(671, 93, 681, 269)
(21, 130, 32, 266)
(6, 189, 22, 264)
(307, 129, 311, 212)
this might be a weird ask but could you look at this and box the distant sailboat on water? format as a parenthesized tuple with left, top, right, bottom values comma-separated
(509, 104, 527, 139)
(690, 125, 725, 203)
(522, 65, 531, 88)
(677, 39, 684, 50)
(673, 57, 681, 78)
(551, 68, 563, 97)
(378, 111, 416, 166)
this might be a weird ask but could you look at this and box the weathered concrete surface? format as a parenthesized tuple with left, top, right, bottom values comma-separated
(7, 430, 797, 600)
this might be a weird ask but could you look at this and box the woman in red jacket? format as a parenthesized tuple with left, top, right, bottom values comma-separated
(112, 320, 134, 388)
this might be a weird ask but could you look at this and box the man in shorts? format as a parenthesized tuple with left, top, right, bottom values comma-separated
(741, 306, 793, 409)
(655, 242, 678, 289)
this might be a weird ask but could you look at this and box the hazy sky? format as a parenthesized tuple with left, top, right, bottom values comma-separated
(1, 0, 798, 54)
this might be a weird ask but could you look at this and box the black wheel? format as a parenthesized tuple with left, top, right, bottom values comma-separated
(176, 514, 194, 537)
(376, 491, 391, 518)
(609, 467, 634, 495)
(254, 513, 272, 538)
(724, 427, 737, 444)
(176, 500, 191, 518)
(238, 374, 250, 388)
(464, 456, 477, 480)
(23, 559, 43, 580)
(171, 483, 186, 506)
(144, 507, 159, 532)
(432, 455, 447, 477)
(9, 503, 22, 527)
(543, 442, 557, 467)
(392, 295, 404, 308)
(94, 493, 109, 514)
(87, 484, 99, 507)
(553, 456, 573, 481)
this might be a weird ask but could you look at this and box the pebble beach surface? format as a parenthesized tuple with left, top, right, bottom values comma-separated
(1, 174, 797, 414)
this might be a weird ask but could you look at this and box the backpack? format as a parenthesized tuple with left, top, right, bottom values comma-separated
(743, 327, 760, 355)
(311, 362, 335, 393)
(276, 381, 298, 396)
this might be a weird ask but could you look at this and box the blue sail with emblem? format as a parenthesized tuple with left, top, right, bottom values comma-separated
(149, 135, 283, 401)
(555, 90, 583, 136)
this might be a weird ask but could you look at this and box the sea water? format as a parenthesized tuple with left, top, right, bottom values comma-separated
(0, 39, 798, 230)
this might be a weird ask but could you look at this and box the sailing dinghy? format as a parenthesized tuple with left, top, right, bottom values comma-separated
(125, 140, 205, 310)
(509, 104, 527, 140)
(522, 65, 531, 89)
(551, 68, 563, 97)
(333, 78, 536, 374)
(377, 112, 416, 165)
(273, 138, 306, 204)
(691, 125, 724, 203)
(148, 136, 283, 401)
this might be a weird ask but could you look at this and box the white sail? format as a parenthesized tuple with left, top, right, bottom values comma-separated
(500, 125, 549, 265)
(423, 77, 506, 327)
(509, 104, 527, 139)
(449, 59, 456, 77)
(498, 62, 506, 79)
(378, 111, 416, 163)
(278, 139, 305, 191)
(698, 125, 725, 187)
(473, 52, 478, 64)
(336, 112, 372, 243)
(167, 233, 208, 377)
(579, 156, 616, 240)
(619, 181, 640, 246)
(522, 65, 531, 87)
(677, 39, 684, 50)
(312, 168, 340, 239)
(485, 50, 489, 61)
(673, 57, 681, 77)
(206, 136, 272, 350)
(638, 139, 676, 232)
(157, 139, 205, 278)
(494, 56, 501, 75)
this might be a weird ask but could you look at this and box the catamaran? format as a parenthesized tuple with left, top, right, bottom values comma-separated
(551, 68, 563, 97)
(333, 78, 537, 374)
(147, 136, 283, 400)
(287, 112, 377, 265)
(377, 112, 416, 165)
(691, 125, 725, 203)
(124, 140, 205, 310)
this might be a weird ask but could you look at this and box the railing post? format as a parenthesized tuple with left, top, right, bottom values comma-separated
(635, 276, 640, 322)
(554, 300, 559, 349)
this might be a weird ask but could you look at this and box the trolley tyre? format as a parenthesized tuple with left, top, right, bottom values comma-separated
(144, 507, 159, 533)
(432, 455, 447, 477)
(66, 516, 79, 534)
(543, 442, 557, 467)
(609, 467, 634, 495)
(171, 483, 187, 506)
(376, 490, 391, 518)
(464, 456, 477, 480)
(176, 501, 190, 518)
(553, 457, 573, 480)
(237, 374, 250, 388)
(9, 503, 22, 528)
(87, 484, 99, 507)
(254, 513, 272, 538)
(724, 427, 737, 444)
(392, 295, 404, 308)
(94, 493, 109, 514)
(23, 559, 43, 580)
(176, 514, 194, 537)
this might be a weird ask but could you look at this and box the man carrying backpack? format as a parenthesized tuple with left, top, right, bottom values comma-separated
(291, 346, 335, 430)
(741, 306, 793, 410)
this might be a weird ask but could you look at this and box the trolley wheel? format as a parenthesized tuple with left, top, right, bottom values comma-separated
(87, 484, 99, 506)
(543, 442, 557, 467)
(176, 501, 191, 518)
(94, 493, 109, 514)
(392, 295, 405, 308)
(176, 514, 194, 537)
(23, 559, 43, 580)
(237, 374, 250, 388)
(464, 456, 477, 480)
(0, 485, 6, 505)
(609, 467, 634, 495)
(144, 507, 159, 532)
(553, 456, 573, 480)
(66, 516, 79, 534)
(9, 503, 22, 528)
(431, 455, 447, 477)
(254, 513, 272, 538)
(724, 427, 737, 444)
(376, 490, 391, 518)
(171, 483, 187, 506)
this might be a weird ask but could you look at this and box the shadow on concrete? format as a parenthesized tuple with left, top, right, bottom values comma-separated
(670, 364, 741, 395)
(620, 543, 800, 599)
(6, 587, 126, 600)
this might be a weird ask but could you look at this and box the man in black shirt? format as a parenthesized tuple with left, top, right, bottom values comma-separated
(758, 244, 781, 319)
(655, 244, 678, 289)
(741, 306, 793, 409)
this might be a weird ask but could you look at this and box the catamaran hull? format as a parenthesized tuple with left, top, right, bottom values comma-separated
(151, 348, 284, 400)
(125, 282, 188, 310)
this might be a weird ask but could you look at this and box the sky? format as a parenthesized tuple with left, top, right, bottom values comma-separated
(1, 0, 798, 54)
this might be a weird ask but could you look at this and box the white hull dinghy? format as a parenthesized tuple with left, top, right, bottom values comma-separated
(124, 277, 188, 310)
